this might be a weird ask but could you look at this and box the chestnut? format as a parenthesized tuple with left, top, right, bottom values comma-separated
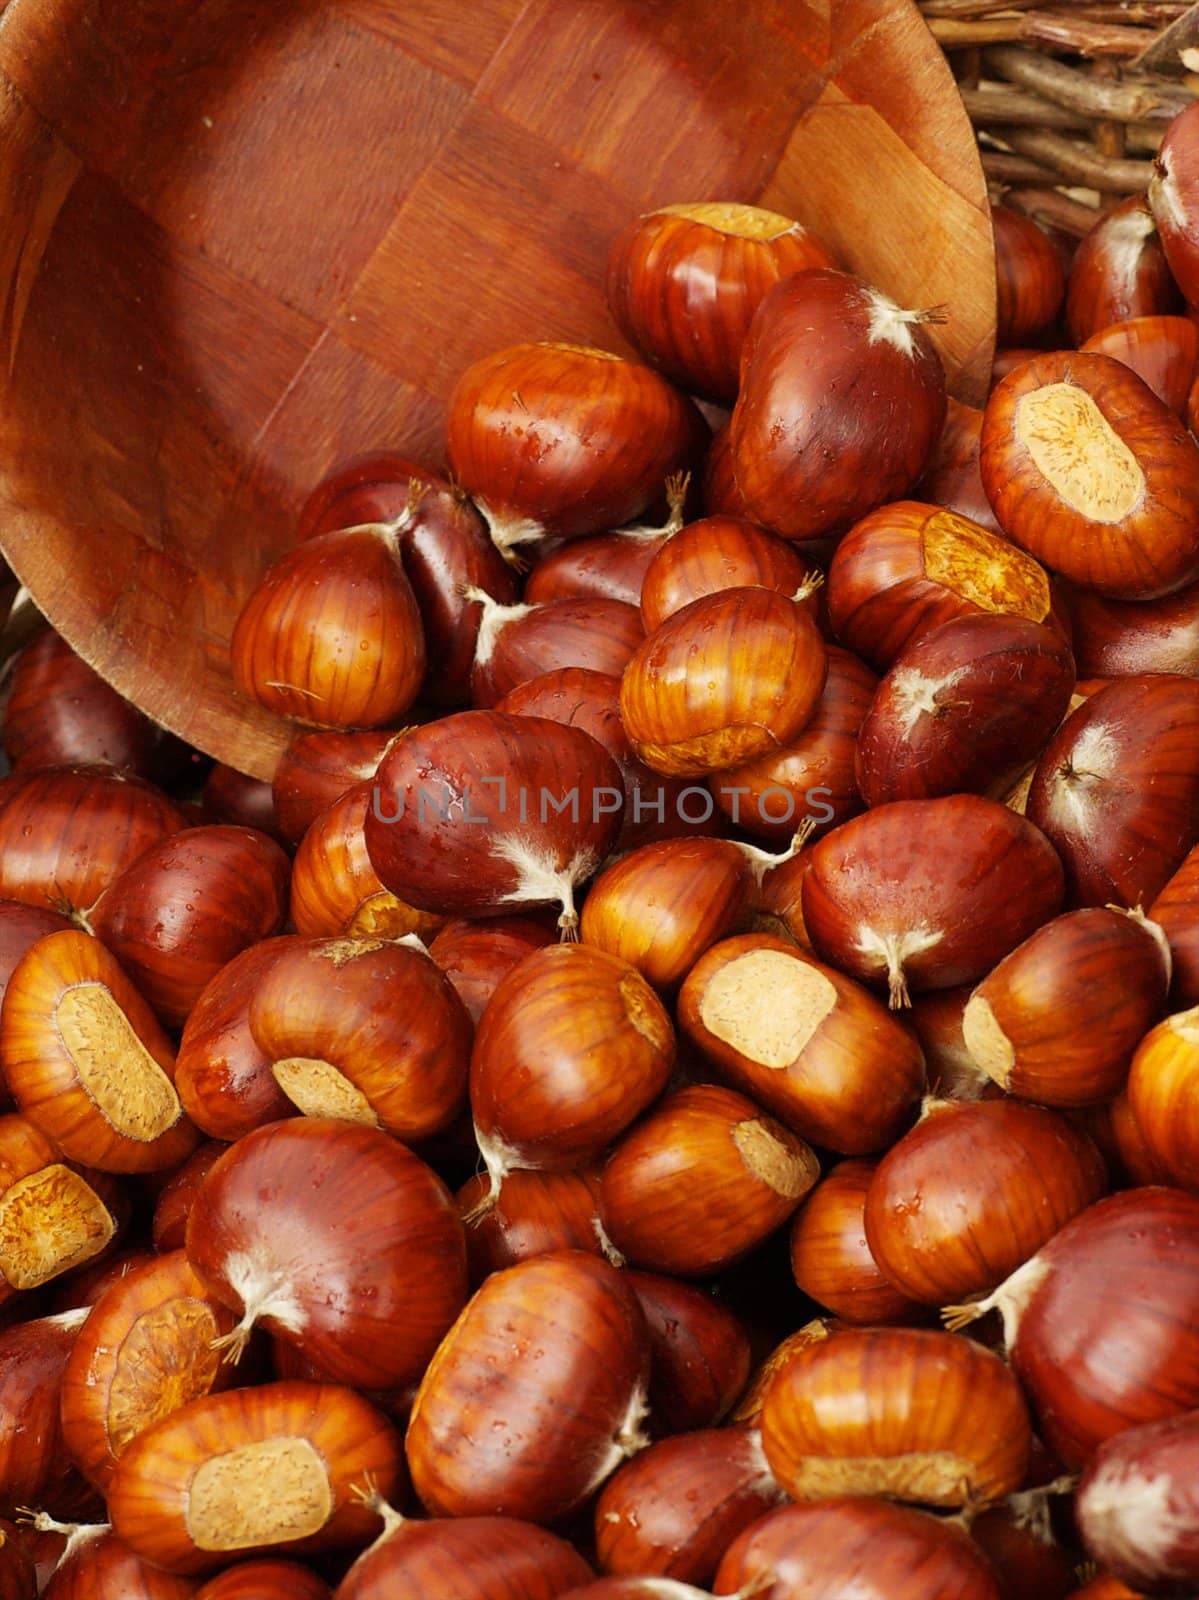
(1149, 101, 1199, 304)
(1066, 194, 1181, 347)
(151, 1142, 227, 1253)
(456, 1167, 609, 1282)
(759, 1324, 1031, 1506)
(1152, 844, 1199, 1007)
(678, 932, 924, 1154)
(428, 914, 554, 1026)
(194, 1562, 330, 1600)
(405, 1250, 650, 1523)
(1127, 1007, 1199, 1190)
(271, 729, 396, 848)
(469, 591, 645, 708)
(1081, 315, 1199, 418)
(200, 764, 280, 840)
(598, 1084, 818, 1278)
(727, 269, 947, 541)
(0, 1308, 88, 1510)
(445, 342, 706, 562)
(39, 1527, 197, 1599)
(523, 476, 685, 605)
(619, 587, 827, 777)
(993, 205, 1065, 346)
(625, 1270, 751, 1435)
(0, 1114, 124, 1303)
(639, 515, 823, 633)
(1062, 574, 1199, 680)
(980, 351, 1199, 600)
(789, 1159, 926, 1325)
(606, 200, 838, 401)
(1077, 1410, 1199, 1593)
(915, 399, 1002, 535)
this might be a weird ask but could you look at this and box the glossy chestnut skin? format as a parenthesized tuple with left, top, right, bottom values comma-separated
(1077, 1410, 1199, 1593)
(60, 1249, 238, 1492)
(2, 929, 198, 1173)
(0, 1308, 87, 1509)
(595, 1427, 783, 1585)
(759, 1325, 1031, 1507)
(789, 1160, 926, 1325)
(470, 595, 644, 709)
(678, 933, 924, 1154)
(864, 1098, 1108, 1305)
(1149, 101, 1199, 304)
(405, 1250, 650, 1524)
(598, 1084, 819, 1278)
(0, 899, 71, 1008)
(174, 938, 301, 1142)
(271, 730, 396, 848)
(579, 837, 756, 991)
(297, 451, 519, 708)
(200, 764, 280, 840)
(1081, 315, 1199, 418)
(855, 613, 1076, 807)
(966, 1500, 1077, 1600)
(151, 1143, 227, 1253)
(90, 826, 290, 1028)
(1062, 574, 1199, 680)
(620, 587, 827, 778)
(915, 399, 1002, 535)
(639, 516, 822, 633)
(1026, 674, 1199, 908)
(727, 270, 946, 541)
(194, 1562, 330, 1600)
(712, 643, 876, 845)
(1152, 845, 1199, 1006)
(249, 936, 472, 1141)
(2, 629, 176, 781)
(334, 1512, 593, 1600)
(185, 1119, 468, 1390)
(231, 523, 426, 728)
(456, 1167, 608, 1283)
(0, 1524, 34, 1600)
(962, 907, 1171, 1105)
(446, 342, 706, 559)
(108, 1381, 402, 1575)
(470, 942, 674, 1192)
(802, 795, 1065, 1006)
(524, 525, 672, 608)
(496, 669, 712, 852)
(289, 782, 443, 941)
(994, 205, 1065, 346)
(428, 914, 555, 1026)
(0, 766, 186, 913)
(626, 1270, 751, 1435)
(906, 986, 994, 1102)
(1128, 1007, 1199, 1190)
(827, 501, 1058, 673)
(606, 201, 838, 402)
(41, 1529, 197, 1599)
(364, 711, 623, 929)
(1066, 195, 1180, 347)
(969, 1188, 1199, 1468)
(713, 1498, 1002, 1600)
(980, 351, 1199, 600)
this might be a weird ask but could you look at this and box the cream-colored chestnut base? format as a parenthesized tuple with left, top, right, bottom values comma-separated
(271, 1057, 378, 1126)
(0, 1164, 113, 1288)
(186, 1436, 332, 1551)
(1016, 384, 1145, 522)
(619, 973, 673, 1054)
(56, 984, 181, 1139)
(107, 1298, 222, 1455)
(733, 1119, 816, 1199)
(961, 996, 1015, 1088)
(659, 200, 798, 240)
(699, 951, 836, 1068)
(780, 1450, 988, 1506)
(923, 512, 1051, 618)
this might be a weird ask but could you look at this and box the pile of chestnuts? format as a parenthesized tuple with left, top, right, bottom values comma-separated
(6, 98, 1199, 1600)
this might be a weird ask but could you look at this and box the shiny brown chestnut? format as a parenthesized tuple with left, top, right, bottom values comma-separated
(1062, 574, 1199, 680)
(1066, 194, 1181, 347)
(151, 1143, 227, 1253)
(1149, 102, 1199, 304)
(598, 1084, 818, 1278)
(405, 1250, 650, 1524)
(248, 936, 471, 1140)
(428, 915, 555, 1026)
(185, 1119, 468, 1391)
(619, 587, 827, 778)
(789, 1160, 926, 1325)
(1152, 844, 1199, 1006)
(0, 1308, 88, 1509)
(200, 764, 280, 840)
(855, 613, 1076, 807)
(88, 825, 290, 1028)
(38, 1527, 196, 1600)
(863, 1097, 1108, 1305)
(639, 516, 823, 633)
(455, 1167, 609, 1283)
(1081, 316, 1199, 418)
(469, 591, 644, 708)
(759, 1325, 1031, 1506)
(296, 450, 519, 708)
(606, 200, 838, 402)
(802, 795, 1065, 1006)
(980, 351, 1199, 600)
(1026, 674, 1199, 908)
(826, 501, 1058, 673)
(915, 399, 1003, 535)
(678, 932, 924, 1153)
(1127, 1007, 1199, 1191)
(194, 1562, 330, 1600)
(906, 987, 995, 1102)
(726, 270, 947, 541)
(625, 1270, 752, 1435)
(446, 342, 706, 563)
(271, 729, 397, 849)
(1077, 1410, 1199, 1594)
(963, 907, 1171, 1105)
(2, 930, 198, 1173)
(993, 205, 1065, 346)
(522, 477, 686, 606)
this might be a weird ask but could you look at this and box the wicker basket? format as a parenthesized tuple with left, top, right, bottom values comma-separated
(923, 0, 1199, 232)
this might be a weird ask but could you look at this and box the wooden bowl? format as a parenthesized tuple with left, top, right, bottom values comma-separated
(0, 0, 994, 778)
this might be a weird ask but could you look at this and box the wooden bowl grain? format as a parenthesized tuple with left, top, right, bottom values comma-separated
(0, 0, 994, 778)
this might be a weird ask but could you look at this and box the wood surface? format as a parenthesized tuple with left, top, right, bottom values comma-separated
(0, 0, 994, 777)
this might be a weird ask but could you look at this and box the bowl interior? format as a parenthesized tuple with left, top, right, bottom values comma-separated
(0, 0, 994, 777)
